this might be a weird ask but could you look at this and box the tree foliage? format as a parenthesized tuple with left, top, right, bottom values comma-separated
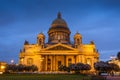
(94, 61, 120, 74)
(94, 61, 110, 72)
(117, 52, 120, 60)
(58, 65, 68, 71)
(109, 63, 120, 71)
(6, 64, 38, 72)
(58, 63, 91, 74)
(68, 63, 91, 73)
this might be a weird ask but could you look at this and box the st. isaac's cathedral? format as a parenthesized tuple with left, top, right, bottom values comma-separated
(19, 12, 99, 71)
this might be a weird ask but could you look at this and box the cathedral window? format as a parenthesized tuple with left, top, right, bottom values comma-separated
(77, 39, 80, 44)
(41, 45, 44, 48)
(20, 58, 24, 64)
(68, 58, 72, 66)
(58, 61, 61, 67)
(47, 59, 51, 65)
(86, 58, 91, 65)
(58, 35, 60, 40)
(27, 58, 33, 65)
(75, 45, 78, 48)
(54, 33, 56, 39)
(47, 59, 51, 71)
(93, 48, 96, 52)
(23, 48, 25, 52)
(39, 39, 42, 45)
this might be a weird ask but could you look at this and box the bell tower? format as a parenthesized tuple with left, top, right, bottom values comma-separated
(37, 33, 45, 48)
(74, 32, 82, 48)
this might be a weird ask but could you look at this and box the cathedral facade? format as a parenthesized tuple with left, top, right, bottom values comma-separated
(19, 13, 99, 71)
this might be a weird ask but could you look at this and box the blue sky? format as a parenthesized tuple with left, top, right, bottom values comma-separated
(0, 0, 120, 63)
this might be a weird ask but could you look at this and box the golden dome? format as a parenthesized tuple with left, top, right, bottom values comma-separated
(51, 12, 68, 28)
(37, 32, 45, 41)
(74, 32, 82, 39)
(48, 12, 70, 34)
(48, 12, 71, 44)
(37, 32, 45, 38)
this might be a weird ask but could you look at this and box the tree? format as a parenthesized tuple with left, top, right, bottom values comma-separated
(17, 64, 26, 72)
(69, 64, 79, 73)
(6, 64, 18, 72)
(58, 65, 68, 71)
(94, 61, 111, 75)
(83, 64, 91, 70)
(94, 61, 120, 75)
(69, 64, 77, 71)
(76, 63, 91, 73)
(117, 52, 120, 60)
(68, 63, 91, 74)
(109, 63, 119, 72)
(58, 63, 91, 74)
(30, 65, 38, 72)
(5, 64, 38, 72)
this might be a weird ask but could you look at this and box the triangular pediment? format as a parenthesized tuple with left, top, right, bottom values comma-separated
(48, 45, 72, 50)
(43, 43, 76, 51)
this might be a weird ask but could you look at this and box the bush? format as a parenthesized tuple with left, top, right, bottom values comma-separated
(68, 63, 91, 74)
(5, 64, 38, 72)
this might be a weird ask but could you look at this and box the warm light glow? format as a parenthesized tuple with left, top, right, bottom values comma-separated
(40, 57, 44, 61)
(1, 66, 5, 69)
(21, 58, 23, 62)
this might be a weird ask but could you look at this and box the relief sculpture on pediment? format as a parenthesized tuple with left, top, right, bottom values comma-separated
(48, 46, 72, 50)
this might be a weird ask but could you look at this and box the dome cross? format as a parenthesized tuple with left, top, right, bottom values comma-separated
(57, 12, 62, 19)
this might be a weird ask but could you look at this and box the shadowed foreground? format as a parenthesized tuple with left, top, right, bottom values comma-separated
(0, 74, 90, 80)
(106, 76, 120, 80)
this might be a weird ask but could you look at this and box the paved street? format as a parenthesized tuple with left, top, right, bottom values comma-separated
(106, 76, 120, 80)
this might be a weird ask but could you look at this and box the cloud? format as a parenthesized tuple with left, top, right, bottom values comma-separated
(0, 13, 15, 27)
(0, 0, 120, 63)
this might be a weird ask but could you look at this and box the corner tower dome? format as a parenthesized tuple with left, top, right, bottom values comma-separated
(48, 12, 71, 44)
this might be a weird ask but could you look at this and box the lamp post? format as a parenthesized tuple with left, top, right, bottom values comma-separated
(10, 59, 14, 64)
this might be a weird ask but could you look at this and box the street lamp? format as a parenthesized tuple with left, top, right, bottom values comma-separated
(10, 59, 14, 64)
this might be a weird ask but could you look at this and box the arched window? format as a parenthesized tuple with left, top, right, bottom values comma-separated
(93, 48, 96, 52)
(68, 58, 72, 66)
(23, 48, 25, 52)
(47, 58, 51, 71)
(87, 58, 91, 65)
(48, 59, 51, 64)
(39, 39, 42, 45)
(58, 35, 60, 40)
(27, 58, 33, 65)
(77, 39, 80, 44)
(58, 61, 61, 67)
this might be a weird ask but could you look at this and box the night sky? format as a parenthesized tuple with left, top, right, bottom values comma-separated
(0, 0, 120, 63)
